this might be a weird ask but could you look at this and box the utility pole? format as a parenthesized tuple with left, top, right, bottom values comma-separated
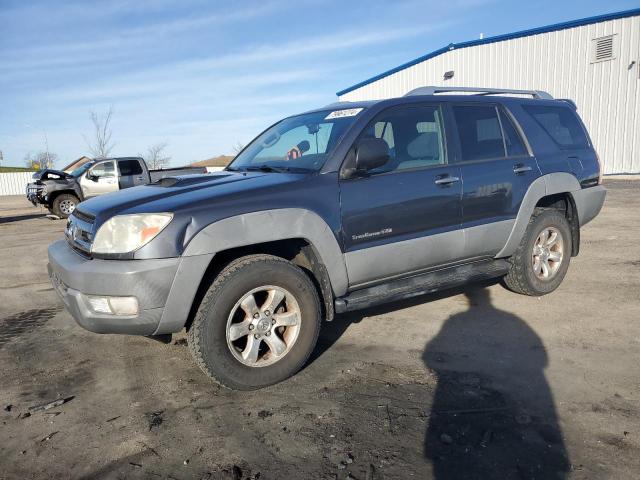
(0, 150, 3, 167)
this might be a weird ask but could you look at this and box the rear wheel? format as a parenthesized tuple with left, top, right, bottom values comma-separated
(52, 194, 79, 218)
(503, 208, 572, 296)
(188, 254, 321, 390)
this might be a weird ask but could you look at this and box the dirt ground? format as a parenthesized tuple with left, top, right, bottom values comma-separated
(1, 181, 639, 480)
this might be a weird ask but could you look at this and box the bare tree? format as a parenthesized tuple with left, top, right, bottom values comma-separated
(144, 142, 171, 169)
(232, 141, 244, 155)
(84, 107, 115, 159)
(24, 151, 58, 170)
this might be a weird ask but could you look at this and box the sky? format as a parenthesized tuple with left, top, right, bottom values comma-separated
(0, 0, 638, 168)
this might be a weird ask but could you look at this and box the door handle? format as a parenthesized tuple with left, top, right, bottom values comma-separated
(434, 175, 460, 186)
(513, 164, 532, 174)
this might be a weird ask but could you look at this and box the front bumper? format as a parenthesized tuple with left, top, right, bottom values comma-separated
(26, 184, 46, 206)
(47, 240, 180, 335)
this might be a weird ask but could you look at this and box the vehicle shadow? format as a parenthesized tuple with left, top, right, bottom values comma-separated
(423, 288, 569, 479)
(310, 286, 570, 479)
(0, 214, 48, 224)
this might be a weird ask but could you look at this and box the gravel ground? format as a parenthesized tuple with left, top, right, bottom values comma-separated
(0, 181, 639, 480)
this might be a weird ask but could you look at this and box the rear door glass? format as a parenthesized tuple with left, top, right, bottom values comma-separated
(499, 110, 528, 157)
(452, 105, 506, 161)
(523, 105, 589, 149)
(118, 159, 143, 176)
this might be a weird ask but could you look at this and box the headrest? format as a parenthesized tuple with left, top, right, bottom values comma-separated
(407, 132, 439, 159)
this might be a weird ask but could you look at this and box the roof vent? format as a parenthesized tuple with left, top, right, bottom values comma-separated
(592, 35, 614, 63)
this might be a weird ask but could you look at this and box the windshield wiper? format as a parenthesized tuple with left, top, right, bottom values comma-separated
(243, 165, 289, 173)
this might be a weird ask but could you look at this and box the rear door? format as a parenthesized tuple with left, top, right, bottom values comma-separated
(339, 103, 464, 288)
(450, 103, 540, 258)
(117, 159, 147, 188)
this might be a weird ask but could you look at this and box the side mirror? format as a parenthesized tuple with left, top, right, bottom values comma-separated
(355, 138, 390, 172)
(87, 173, 98, 182)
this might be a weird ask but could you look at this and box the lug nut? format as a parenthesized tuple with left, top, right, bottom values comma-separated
(264, 310, 270, 316)
(271, 319, 276, 325)
(265, 331, 271, 336)
(254, 334, 260, 339)
(248, 324, 254, 330)
(253, 313, 260, 319)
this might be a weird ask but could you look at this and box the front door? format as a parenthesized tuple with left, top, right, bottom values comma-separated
(80, 160, 119, 198)
(339, 103, 464, 288)
(450, 103, 540, 258)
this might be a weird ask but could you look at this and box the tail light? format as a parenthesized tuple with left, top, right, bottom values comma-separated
(595, 151, 603, 185)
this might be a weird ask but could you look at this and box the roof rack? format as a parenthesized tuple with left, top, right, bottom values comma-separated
(405, 86, 554, 100)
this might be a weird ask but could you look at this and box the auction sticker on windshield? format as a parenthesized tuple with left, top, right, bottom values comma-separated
(324, 108, 363, 120)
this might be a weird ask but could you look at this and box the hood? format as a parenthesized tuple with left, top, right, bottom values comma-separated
(77, 171, 307, 222)
(33, 169, 72, 182)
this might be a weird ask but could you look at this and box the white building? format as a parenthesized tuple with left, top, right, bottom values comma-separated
(337, 9, 640, 174)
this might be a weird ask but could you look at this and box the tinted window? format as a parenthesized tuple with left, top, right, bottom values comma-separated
(524, 105, 589, 149)
(499, 111, 528, 156)
(453, 105, 506, 161)
(361, 104, 447, 174)
(118, 159, 143, 176)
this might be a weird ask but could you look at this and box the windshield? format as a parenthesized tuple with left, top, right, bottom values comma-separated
(70, 162, 94, 177)
(228, 108, 363, 173)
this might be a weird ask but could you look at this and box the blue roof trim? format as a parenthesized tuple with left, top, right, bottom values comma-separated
(336, 7, 640, 97)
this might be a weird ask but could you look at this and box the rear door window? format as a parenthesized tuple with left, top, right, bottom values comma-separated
(118, 159, 143, 176)
(452, 105, 506, 161)
(499, 110, 528, 157)
(523, 105, 589, 149)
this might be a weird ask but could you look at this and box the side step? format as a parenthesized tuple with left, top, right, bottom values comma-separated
(334, 259, 510, 314)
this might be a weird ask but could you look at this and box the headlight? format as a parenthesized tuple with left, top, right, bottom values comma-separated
(92, 213, 173, 254)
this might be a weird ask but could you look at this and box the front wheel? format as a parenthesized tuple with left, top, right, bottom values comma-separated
(188, 254, 321, 390)
(52, 194, 79, 218)
(503, 208, 572, 296)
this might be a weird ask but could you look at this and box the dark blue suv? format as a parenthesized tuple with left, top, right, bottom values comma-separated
(48, 86, 606, 389)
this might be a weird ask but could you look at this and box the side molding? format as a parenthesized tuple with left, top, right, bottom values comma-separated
(496, 173, 581, 258)
(182, 209, 349, 296)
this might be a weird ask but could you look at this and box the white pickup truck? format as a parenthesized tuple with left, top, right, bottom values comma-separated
(26, 157, 206, 218)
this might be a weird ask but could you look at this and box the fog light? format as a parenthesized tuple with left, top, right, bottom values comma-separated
(87, 296, 139, 316)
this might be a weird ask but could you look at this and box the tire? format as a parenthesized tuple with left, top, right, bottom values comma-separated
(52, 194, 79, 218)
(503, 208, 572, 296)
(187, 254, 322, 390)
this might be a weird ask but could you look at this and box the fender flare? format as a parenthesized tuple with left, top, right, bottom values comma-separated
(182, 208, 349, 296)
(496, 173, 581, 258)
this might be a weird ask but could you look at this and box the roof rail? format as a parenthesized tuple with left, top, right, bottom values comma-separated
(405, 86, 554, 100)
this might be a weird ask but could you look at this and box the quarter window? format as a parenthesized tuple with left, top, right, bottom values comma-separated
(523, 105, 589, 149)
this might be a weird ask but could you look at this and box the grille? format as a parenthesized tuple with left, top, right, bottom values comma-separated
(65, 213, 94, 256)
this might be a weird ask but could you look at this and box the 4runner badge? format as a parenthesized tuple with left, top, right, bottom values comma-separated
(352, 228, 393, 241)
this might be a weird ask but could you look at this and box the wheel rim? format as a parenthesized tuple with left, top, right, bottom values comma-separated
(531, 226, 564, 280)
(226, 285, 301, 367)
(59, 199, 76, 215)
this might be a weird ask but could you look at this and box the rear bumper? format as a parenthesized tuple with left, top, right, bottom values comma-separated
(573, 185, 606, 226)
(47, 240, 180, 335)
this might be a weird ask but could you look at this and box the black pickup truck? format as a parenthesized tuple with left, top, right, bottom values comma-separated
(26, 157, 206, 218)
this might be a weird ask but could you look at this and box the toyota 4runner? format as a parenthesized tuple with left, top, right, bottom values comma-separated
(48, 86, 606, 390)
